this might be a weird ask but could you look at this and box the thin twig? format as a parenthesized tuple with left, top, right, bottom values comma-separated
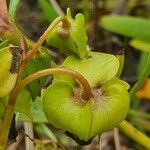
(20, 36, 28, 60)
(98, 134, 102, 150)
(24, 122, 34, 150)
(20, 16, 67, 70)
(0, 0, 8, 22)
(114, 128, 120, 150)
(7, 134, 23, 150)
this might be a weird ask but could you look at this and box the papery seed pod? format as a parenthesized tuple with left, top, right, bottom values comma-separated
(0, 46, 21, 97)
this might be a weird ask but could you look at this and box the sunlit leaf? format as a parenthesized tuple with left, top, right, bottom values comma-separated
(17, 97, 48, 123)
(130, 39, 150, 52)
(31, 97, 48, 123)
(63, 51, 119, 86)
(15, 88, 32, 119)
(101, 15, 150, 42)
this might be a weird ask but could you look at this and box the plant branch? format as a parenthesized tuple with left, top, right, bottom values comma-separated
(24, 122, 34, 150)
(16, 68, 92, 100)
(119, 120, 150, 149)
(114, 128, 120, 150)
(20, 16, 67, 70)
(0, 94, 16, 148)
(0, 0, 8, 22)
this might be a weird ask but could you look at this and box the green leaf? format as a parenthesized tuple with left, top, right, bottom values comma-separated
(0, 40, 9, 49)
(46, 8, 88, 58)
(101, 15, 150, 42)
(137, 52, 148, 77)
(15, 88, 32, 119)
(130, 52, 150, 100)
(130, 39, 150, 52)
(31, 97, 48, 123)
(17, 97, 48, 123)
(24, 50, 51, 100)
(63, 51, 119, 86)
(34, 123, 57, 142)
(38, 0, 59, 22)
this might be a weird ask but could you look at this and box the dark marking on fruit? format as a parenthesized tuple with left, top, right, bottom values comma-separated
(9, 46, 23, 74)
(65, 131, 93, 146)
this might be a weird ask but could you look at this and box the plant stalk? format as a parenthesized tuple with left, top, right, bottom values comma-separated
(16, 68, 93, 100)
(0, 94, 16, 149)
(20, 16, 67, 71)
(119, 120, 150, 149)
(0, 0, 8, 22)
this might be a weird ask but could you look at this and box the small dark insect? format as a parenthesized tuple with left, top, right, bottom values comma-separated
(9, 46, 23, 74)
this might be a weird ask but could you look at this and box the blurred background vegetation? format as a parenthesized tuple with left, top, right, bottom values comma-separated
(7, 0, 150, 149)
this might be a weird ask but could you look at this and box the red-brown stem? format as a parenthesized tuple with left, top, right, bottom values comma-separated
(20, 16, 67, 70)
(15, 68, 92, 100)
(0, 0, 8, 22)
(20, 36, 28, 60)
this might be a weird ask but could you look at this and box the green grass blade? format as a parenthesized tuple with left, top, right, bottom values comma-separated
(38, 0, 59, 22)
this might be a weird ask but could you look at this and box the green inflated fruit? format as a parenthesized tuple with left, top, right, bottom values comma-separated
(42, 51, 130, 143)
(0, 46, 21, 97)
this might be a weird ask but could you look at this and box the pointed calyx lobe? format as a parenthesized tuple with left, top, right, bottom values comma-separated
(42, 51, 130, 142)
(46, 8, 88, 59)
